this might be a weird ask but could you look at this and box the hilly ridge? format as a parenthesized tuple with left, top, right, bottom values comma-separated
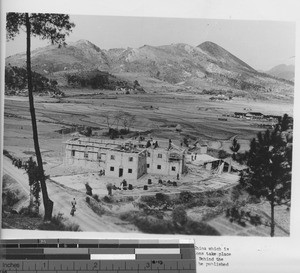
(5, 39, 294, 100)
(198, 41, 256, 73)
(6, 40, 111, 73)
(265, 64, 295, 82)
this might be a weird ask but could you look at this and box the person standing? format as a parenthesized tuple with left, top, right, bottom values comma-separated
(71, 198, 76, 209)
(71, 198, 76, 216)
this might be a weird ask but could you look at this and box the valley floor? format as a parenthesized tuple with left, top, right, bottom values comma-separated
(1, 91, 293, 236)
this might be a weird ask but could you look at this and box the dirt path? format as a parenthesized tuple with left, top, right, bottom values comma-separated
(3, 156, 134, 233)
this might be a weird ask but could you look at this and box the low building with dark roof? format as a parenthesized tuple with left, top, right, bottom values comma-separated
(246, 112, 264, 119)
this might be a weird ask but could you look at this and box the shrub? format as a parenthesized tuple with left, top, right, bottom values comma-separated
(120, 128, 129, 134)
(50, 213, 65, 227)
(86, 196, 90, 203)
(235, 152, 248, 164)
(65, 223, 81, 231)
(218, 149, 231, 159)
(248, 195, 261, 204)
(133, 216, 175, 234)
(119, 211, 220, 235)
(140, 195, 156, 205)
(119, 211, 136, 221)
(172, 206, 188, 226)
(185, 220, 220, 235)
(140, 194, 172, 210)
(126, 196, 134, 202)
(201, 207, 224, 222)
(85, 182, 93, 196)
(185, 198, 207, 208)
(155, 193, 169, 203)
(19, 206, 39, 218)
(107, 128, 119, 139)
(206, 199, 221, 207)
(179, 191, 194, 204)
(249, 214, 262, 226)
(38, 213, 81, 231)
(3, 189, 20, 207)
(3, 149, 13, 160)
(86, 198, 105, 216)
(93, 194, 100, 202)
(103, 195, 113, 203)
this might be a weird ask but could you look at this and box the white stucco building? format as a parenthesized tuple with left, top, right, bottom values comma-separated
(146, 147, 185, 177)
(65, 137, 186, 179)
(105, 148, 147, 179)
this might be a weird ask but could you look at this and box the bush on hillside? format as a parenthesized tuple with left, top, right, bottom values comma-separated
(3, 189, 20, 207)
(85, 182, 93, 196)
(92, 194, 100, 202)
(119, 210, 220, 235)
(179, 191, 194, 204)
(172, 206, 188, 227)
(38, 213, 81, 231)
(19, 206, 39, 218)
(184, 220, 220, 235)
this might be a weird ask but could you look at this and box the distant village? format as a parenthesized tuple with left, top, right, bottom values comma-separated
(233, 111, 281, 121)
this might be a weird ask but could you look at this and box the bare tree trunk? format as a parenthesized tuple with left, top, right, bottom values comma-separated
(270, 189, 275, 237)
(29, 185, 33, 207)
(25, 13, 53, 221)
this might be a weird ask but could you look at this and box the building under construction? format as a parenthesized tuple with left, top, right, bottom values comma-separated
(65, 137, 186, 179)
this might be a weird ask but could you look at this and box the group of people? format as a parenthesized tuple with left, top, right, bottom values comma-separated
(191, 153, 198, 161)
(146, 138, 159, 149)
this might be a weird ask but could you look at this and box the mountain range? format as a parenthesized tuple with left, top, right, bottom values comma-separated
(5, 39, 294, 100)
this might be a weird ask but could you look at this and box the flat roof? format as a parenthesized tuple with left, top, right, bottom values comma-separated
(65, 137, 185, 154)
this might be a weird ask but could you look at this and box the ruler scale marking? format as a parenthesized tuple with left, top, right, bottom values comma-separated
(0, 239, 196, 273)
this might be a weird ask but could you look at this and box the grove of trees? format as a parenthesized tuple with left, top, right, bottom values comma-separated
(5, 65, 60, 93)
(66, 69, 109, 89)
(103, 111, 136, 138)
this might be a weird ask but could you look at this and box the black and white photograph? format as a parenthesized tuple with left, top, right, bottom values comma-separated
(1, 9, 295, 238)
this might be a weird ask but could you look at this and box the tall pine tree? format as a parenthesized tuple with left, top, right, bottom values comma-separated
(240, 115, 292, 236)
(6, 13, 75, 220)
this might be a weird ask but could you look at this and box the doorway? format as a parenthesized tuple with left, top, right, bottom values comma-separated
(119, 168, 123, 177)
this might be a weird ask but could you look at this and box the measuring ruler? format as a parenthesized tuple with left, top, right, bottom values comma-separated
(0, 238, 196, 273)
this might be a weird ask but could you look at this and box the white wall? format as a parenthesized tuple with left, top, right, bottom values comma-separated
(66, 142, 184, 178)
(146, 148, 183, 177)
(105, 150, 140, 179)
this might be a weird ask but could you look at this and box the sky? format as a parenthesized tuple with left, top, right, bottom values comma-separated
(5, 14, 296, 71)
